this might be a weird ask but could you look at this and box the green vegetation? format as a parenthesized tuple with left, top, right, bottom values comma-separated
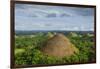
(15, 32, 95, 65)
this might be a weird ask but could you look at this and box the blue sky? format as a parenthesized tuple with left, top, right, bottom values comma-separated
(15, 4, 94, 31)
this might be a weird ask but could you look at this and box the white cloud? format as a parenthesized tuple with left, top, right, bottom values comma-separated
(15, 4, 94, 31)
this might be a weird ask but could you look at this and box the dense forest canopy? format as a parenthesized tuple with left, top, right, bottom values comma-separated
(15, 32, 95, 65)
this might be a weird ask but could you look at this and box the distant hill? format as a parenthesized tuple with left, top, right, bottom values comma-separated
(15, 30, 94, 35)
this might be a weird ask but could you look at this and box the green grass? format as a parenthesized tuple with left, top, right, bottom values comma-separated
(15, 48, 25, 55)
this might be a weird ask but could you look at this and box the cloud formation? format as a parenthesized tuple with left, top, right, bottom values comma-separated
(15, 4, 94, 31)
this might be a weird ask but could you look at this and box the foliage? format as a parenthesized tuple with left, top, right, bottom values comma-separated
(15, 32, 95, 65)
